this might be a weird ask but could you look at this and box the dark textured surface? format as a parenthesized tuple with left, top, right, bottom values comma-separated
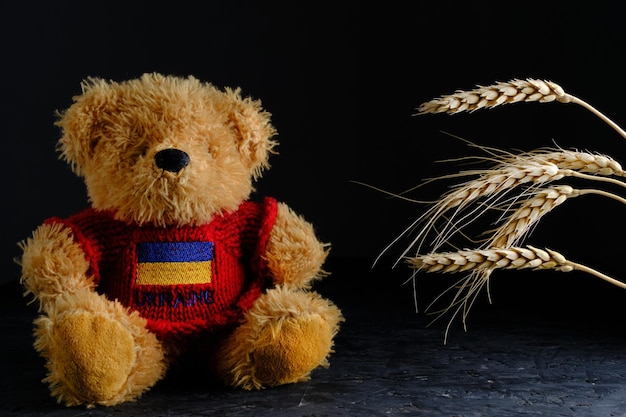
(4, 259, 626, 416)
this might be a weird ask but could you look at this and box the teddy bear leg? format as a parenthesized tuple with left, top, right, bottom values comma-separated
(34, 290, 167, 407)
(214, 285, 343, 390)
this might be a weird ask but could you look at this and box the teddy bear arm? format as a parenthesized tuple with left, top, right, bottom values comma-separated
(19, 222, 96, 312)
(264, 202, 329, 289)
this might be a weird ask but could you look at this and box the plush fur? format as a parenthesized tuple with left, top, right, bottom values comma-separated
(18, 73, 343, 407)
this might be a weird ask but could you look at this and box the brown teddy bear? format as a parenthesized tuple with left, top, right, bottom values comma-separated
(18, 73, 343, 407)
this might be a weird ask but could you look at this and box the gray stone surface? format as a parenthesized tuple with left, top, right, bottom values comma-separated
(4, 259, 626, 416)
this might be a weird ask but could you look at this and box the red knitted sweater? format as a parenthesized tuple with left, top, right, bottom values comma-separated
(46, 197, 278, 339)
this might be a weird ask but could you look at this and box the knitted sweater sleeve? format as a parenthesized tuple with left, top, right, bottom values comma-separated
(44, 209, 110, 286)
(242, 196, 278, 281)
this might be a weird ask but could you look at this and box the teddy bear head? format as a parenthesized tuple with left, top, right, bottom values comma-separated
(55, 73, 277, 227)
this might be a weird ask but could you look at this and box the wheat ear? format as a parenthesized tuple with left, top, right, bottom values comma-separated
(417, 78, 626, 141)
(510, 148, 626, 177)
(387, 161, 563, 260)
(423, 148, 626, 217)
(488, 185, 626, 248)
(390, 155, 626, 262)
(487, 185, 574, 248)
(407, 246, 626, 290)
(406, 245, 626, 343)
(418, 79, 569, 114)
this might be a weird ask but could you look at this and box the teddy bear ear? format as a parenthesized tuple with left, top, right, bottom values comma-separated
(54, 77, 115, 176)
(224, 87, 278, 180)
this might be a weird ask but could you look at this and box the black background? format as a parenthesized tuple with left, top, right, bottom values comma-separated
(3, 0, 626, 290)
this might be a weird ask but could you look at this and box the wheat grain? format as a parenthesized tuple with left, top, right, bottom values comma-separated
(417, 79, 569, 114)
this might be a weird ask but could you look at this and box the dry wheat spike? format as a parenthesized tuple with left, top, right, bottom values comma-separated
(487, 185, 575, 248)
(487, 185, 626, 248)
(386, 154, 626, 263)
(387, 160, 564, 261)
(506, 148, 626, 177)
(408, 245, 570, 330)
(417, 78, 626, 141)
(406, 245, 626, 342)
(418, 79, 569, 113)
(409, 246, 571, 273)
(407, 245, 626, 292)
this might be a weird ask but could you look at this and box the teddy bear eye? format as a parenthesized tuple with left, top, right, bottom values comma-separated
(124, 145, 148, 164)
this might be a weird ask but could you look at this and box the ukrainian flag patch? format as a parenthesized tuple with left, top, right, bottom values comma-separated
(136, 241, 214, 285)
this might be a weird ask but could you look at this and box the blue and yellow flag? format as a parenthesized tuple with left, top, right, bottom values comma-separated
(136, 241, 214, 285)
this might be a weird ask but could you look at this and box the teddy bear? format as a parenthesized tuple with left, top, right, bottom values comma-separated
(18, 72, 343, 407)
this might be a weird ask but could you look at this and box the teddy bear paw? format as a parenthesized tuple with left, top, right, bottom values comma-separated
(215, 287, 342, 390)
(251, 313, 335, 387)
(41, 311, 137, 405)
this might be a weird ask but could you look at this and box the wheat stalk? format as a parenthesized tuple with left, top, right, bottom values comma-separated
(417, 78, 626, 141)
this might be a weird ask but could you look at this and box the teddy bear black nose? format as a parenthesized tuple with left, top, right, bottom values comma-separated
(154, 149, 190, 173)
